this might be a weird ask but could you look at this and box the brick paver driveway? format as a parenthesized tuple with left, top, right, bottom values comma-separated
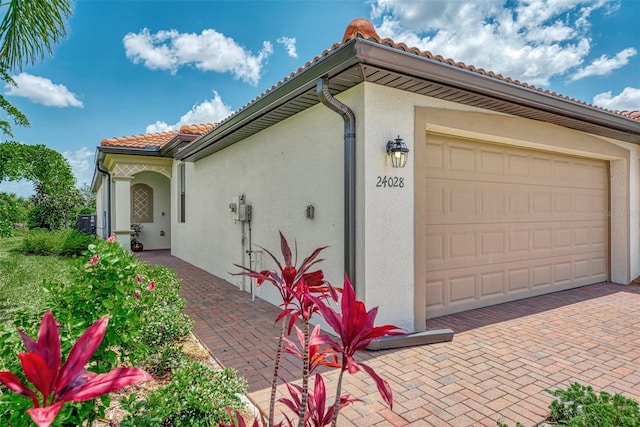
(139, 250, 640, 426)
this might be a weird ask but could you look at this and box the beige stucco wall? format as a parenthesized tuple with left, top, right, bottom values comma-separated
(131, 171, 171, 250)
(171, 81, 640, 333)
(171, 98, 347, 306)
(358, 83, 502, 330)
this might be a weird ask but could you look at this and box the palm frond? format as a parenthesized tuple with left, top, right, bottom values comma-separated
(0, 0, 72, 70)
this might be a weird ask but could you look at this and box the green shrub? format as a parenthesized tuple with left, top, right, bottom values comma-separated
(136, 264, 193, 348)
(141, 342, 186, 379)
(0, 218, 12, 237)
(21, 229, 95, 257)
(0, 325, 33, 425)
(0, 192, 29, 238)
(41, 238, 193, 374)
(22, 228, 63, 255)
(547, 382, 640, 426)
(6, 236, 192, 372)
(0, 235, 209, 426)
(60, 230, 95, 256)
(120, 359, 247, 427)
(42, 239, 146, 371)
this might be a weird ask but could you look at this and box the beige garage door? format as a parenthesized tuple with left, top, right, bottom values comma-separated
(421, 134, 608, 318)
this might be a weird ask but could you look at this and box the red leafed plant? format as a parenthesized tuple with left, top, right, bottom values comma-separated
(230, 232, 405, 427)
(311, 276, 405, 426)
(279, 374, 360, 427)
(282, 325, 340, 374)
(234, 231, 336, 425)
(0, 310, 153, 427)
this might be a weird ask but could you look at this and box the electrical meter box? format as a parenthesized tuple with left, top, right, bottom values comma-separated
(238, 204, 252, 222)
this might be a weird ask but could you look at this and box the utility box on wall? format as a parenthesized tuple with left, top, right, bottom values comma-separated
(76, 215, 96, 235)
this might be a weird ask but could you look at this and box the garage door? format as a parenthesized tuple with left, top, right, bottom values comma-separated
(421, 134, 608, 318)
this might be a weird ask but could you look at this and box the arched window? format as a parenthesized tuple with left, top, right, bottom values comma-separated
(131, 184, 153, 223)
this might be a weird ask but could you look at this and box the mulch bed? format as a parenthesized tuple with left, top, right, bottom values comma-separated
(95, 333, 221, 426)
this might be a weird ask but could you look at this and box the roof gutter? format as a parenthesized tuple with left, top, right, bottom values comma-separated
(98, 145, 163, 156)
(353, 39, 640, 138)
(177, 37, 639, 165)
(316, 77, 357, 288)
(177, 42, 362, 162)
(93, 149, 111, 237)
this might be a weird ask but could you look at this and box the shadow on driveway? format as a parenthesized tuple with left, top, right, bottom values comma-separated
(427, 282, 640, 333)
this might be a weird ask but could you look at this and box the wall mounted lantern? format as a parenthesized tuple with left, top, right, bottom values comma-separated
(386, 135, 409, 168)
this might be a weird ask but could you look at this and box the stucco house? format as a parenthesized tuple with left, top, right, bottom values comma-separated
(92, 18, 640, 332)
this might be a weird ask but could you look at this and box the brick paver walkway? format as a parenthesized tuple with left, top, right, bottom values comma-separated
(139, 250, 640, 426)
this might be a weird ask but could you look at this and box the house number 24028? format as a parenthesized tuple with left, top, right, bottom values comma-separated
(376, 176, 404, 188)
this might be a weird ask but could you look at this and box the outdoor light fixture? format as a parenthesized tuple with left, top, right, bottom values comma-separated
(386, 135, 409, 168)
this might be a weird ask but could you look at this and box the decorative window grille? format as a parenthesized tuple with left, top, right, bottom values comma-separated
(131, 184, 153, 223)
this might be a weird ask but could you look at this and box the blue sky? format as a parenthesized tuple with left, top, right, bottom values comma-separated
(1, 0, 639, 197)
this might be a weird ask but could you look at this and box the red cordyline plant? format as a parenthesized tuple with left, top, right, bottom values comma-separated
(230, 233, 405, 427)
(282, 325, 340, 374)
(0, 310, 152, 427)
(311, 276, 405, 426)
(279, 373, 360, 427)
(220, 408, 282, 427)
(234, 231, 336, 426)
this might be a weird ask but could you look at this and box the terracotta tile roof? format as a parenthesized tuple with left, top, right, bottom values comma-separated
(619, 111, 640, 120)
(100, 123, 218, 148)
(225, 18, 639, 125)
(100, 130, 179, 148)
(179, 123, 217, 134)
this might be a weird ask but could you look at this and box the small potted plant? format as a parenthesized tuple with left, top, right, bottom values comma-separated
(130, 223, 143, 252)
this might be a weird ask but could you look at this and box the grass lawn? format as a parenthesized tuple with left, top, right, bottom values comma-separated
(0, 234, 75, 327)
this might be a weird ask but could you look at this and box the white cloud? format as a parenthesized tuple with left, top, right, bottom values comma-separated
(570, 47, 637, 81)
(277, 36, 298, 58)
(592, 87, 640, 111)
(4, 73, 83, 107)
(145, 121, 174, 134)
(146, 91, 234, 133)
(370, 0, 623, 86)
(123, 28, 273, 85)
(63, 146, 94, 188)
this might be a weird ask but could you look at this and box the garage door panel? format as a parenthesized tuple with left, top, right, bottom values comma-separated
(425, 252, 607, 318)
(426, 179, 607, 224)
(532, 264, 551, 287)
(481, 271, 505, 296)
(425, 221, 607, 271)
(427, 135, 608, 190)
(591, 256, 607, 278)
(425, 279, 445, 312)
(422, 135, 609, 318)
